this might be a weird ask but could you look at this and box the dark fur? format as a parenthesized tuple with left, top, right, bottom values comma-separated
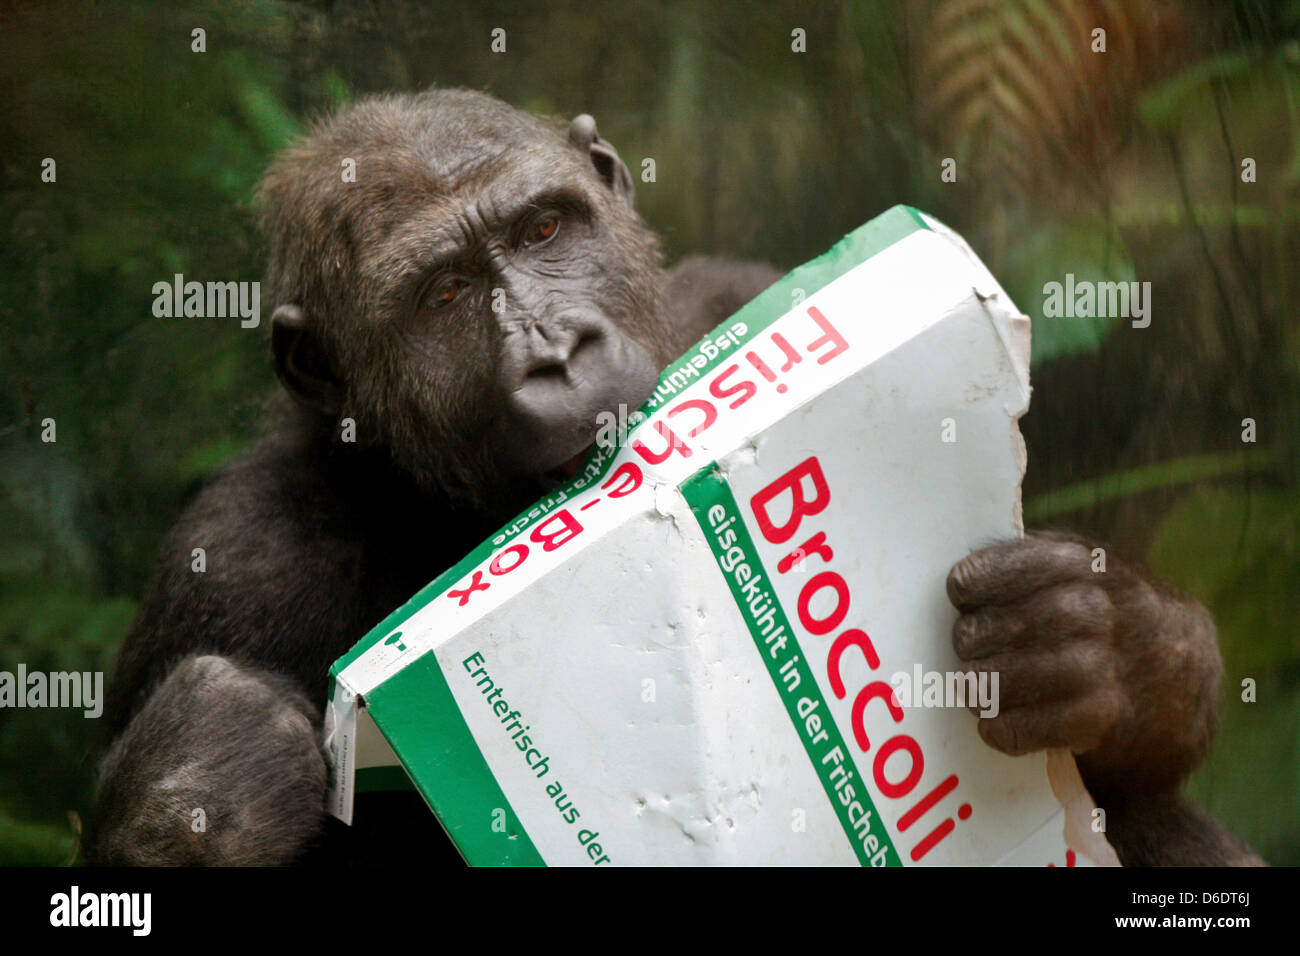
(86, 89, 1258, 866)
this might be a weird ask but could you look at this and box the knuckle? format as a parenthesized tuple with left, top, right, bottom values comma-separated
(178, 654, 237, 684)
(174, 655, 265, 707)
(1076, 641, 1117, 680)
(952, 613, 979, 658)
(1040, 643, 1113, 698)
(1054, 583, 1114, 632)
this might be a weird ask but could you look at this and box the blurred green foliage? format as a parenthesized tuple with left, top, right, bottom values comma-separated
(1, 0, 1297, 864)
(1150, 489, 1300, 855)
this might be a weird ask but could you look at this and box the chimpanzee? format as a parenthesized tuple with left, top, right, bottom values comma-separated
(85, 88, 1260, 866)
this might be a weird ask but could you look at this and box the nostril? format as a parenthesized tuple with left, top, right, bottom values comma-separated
(524, 362, 568, 383)
(507, 316, 614, 395)
(521, 329, 605, 383)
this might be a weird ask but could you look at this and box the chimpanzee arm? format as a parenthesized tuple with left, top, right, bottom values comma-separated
(946, 531, 1263, 865)
(85, 433, 396, 866)
(1097, 793, 1264, 866)
(86, 654, 328, 866)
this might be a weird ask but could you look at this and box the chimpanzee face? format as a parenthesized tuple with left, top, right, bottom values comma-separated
(262, 90, 670, 506)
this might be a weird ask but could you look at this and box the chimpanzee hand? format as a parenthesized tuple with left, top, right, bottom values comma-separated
(945, 531, 1221, 800)
(87, 655, 328, 866)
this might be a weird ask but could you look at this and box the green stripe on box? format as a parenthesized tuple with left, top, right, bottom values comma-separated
(332, 205, 929, 678)
(365, 652, 546, 866)
(680, 465, 900, 867)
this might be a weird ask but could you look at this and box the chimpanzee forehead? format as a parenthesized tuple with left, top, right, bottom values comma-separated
(401, 114, 586, 193)
(366, 149, 599, 277)
(311, 93, 609, 283)
(264, 91, 607, 278)
(299, 89, 599, 203)
(369, 120, 597, 234)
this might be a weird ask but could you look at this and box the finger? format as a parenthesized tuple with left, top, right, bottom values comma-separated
(947, 533, 1095, 611)
(965, 641, 1114, 711)
(951, 582, 1113, 659)
(975, 691, 1122, 756)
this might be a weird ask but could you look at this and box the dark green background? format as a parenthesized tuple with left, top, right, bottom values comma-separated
(1, 0, 1296, 864)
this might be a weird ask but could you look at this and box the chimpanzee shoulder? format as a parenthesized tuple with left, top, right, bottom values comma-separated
(665, 256, 783, 346)
(101, 400, 493, 738)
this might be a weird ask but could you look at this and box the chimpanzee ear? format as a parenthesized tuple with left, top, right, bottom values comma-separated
(568, 113, 635, 206)
(271, 304, 344, 417)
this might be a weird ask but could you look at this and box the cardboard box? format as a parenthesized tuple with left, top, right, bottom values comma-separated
(324, 205, 1118, 866)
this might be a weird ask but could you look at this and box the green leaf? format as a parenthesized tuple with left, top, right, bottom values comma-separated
(1025, 446, 1284, 522)
(1138, 52, 1255, 133)
(998, 217, 1134, 364)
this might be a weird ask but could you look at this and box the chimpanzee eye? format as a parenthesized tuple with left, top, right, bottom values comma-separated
(526, 216, 560, 245)
(428, 277, 468, 309)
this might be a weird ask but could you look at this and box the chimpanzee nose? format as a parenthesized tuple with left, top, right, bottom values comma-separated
(518, 316, 605, 382)
(498, 310, 657, 472)
(502, 311, 611, 401)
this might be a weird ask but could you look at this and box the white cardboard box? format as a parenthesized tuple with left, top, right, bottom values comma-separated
(324, 206, 1118, 867)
